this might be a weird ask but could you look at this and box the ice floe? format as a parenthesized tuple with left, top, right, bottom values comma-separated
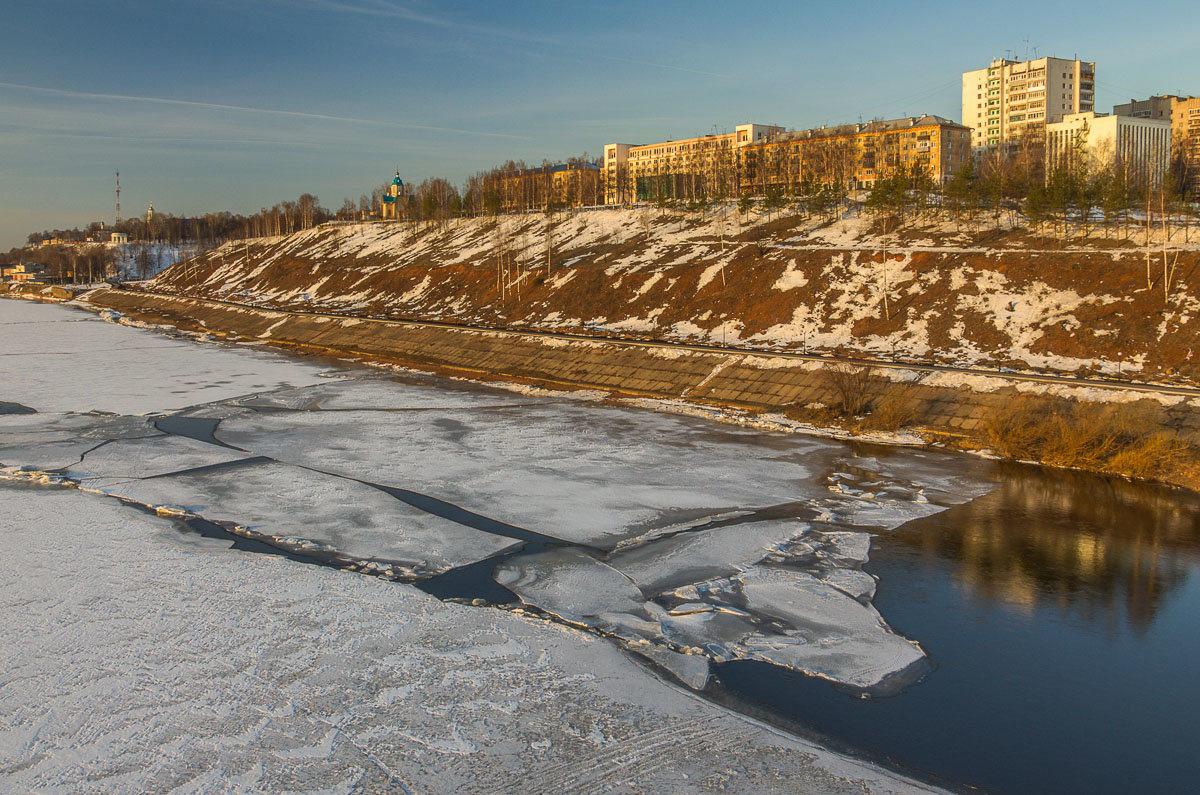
(0, 299, 1000, 697)
(81, 457, 518, 573)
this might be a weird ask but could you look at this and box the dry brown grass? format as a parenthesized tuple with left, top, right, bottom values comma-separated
(982, 399, 1193, 480)
(858, 384, 921, 431)
(983, 397, 1043, 458)
(1106, 433, 1190, 479)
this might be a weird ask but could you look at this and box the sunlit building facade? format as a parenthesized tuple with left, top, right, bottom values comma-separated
(963, 56, 1096, 152)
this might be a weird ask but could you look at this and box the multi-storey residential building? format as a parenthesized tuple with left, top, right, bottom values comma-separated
(740, 115, 971, 192)
(962, 56, 1095, 151)
(1171, 97, 1200, 193)
(603, 123, 783, 205)
(1112, 95, 1181, 122)
(1114, 95, 1200, 194)
(602, 143, 633, 205)
(1045, 111, 1171, 185)
(604, 118, 968, 203)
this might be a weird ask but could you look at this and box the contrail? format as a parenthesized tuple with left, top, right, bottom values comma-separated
(0, 81, 529, 140)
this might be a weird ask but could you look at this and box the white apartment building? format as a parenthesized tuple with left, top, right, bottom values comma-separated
(602, 143, 633, 205)
(1114, 95, 1200, 193)
(962, 56, 1095, 151)
(1045, 111, 1171, 185)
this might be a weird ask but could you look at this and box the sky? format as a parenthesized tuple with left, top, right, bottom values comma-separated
(1, 0, 1197, 249)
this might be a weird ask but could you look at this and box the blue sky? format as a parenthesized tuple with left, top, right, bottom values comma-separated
(2, 0, 1197, 248)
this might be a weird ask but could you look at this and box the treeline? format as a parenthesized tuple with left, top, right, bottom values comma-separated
(2, 244, 114, 283)
(17, 152, 603, 248)
(22, 192, 338, 250)
(20, 142, 1197, 252)
(860, 143, 1199, 241)
(373, 155, 602, 223)
(1, 241, 188, 283)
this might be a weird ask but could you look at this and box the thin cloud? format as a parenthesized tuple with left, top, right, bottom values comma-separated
(270, 0, 550, 44)
(0, 81, 529, 140)
(275, 1, 708, 70)
(597, 55, 727, 79)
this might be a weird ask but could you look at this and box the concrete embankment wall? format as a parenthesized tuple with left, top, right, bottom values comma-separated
(83, 289, 1200, 441)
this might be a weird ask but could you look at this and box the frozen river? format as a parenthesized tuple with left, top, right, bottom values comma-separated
(3, 299, 1199, 793)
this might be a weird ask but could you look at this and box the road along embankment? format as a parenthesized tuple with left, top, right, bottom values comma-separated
(81, 288, 1200, 491)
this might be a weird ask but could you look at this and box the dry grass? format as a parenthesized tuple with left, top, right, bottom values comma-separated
(982, 399, 1193, 480)
(858, 384, 921, 431)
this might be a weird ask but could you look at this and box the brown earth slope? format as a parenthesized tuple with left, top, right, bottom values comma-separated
(149, 209, 1200, 382)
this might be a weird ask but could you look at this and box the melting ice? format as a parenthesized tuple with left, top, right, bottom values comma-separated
(1, 349, 994, 693)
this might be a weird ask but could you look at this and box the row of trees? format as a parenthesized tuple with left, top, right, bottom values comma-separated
(0, 241, 173, 283)
(348, 156, 604, 226)
(24, 192, 335, 250)
(860, 140, 1199, 242)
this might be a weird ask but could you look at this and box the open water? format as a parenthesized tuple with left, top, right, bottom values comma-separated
(720, 461, 1200, 794)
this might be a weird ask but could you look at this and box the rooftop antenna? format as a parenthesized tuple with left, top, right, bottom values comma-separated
(115, 170, 121, 225)
(1032, 44, 1040, 59)
(1023, 38, 1030, 61)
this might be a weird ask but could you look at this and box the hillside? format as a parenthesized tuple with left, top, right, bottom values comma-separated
(149, 207, 1200, 382)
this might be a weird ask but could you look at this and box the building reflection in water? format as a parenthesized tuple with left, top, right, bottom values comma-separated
(884, 463, 1200, 632)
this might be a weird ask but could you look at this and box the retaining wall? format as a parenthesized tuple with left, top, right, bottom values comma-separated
(83, 289, 1200, 440)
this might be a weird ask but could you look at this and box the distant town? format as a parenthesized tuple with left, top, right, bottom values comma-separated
(4, 51, 1198, 286)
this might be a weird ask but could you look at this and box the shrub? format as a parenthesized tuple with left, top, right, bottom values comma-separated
(1039, 408, 1122, 469)
(822, 363, 880, 418)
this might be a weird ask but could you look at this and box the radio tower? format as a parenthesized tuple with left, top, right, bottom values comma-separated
(115, 170, 121, 226)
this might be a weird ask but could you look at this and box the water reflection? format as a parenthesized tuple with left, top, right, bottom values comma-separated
(719, 462, 1200, 794)
(885, 463, 1200, 632)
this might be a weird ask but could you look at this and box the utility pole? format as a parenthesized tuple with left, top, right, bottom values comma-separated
(115, 171, 121, 226)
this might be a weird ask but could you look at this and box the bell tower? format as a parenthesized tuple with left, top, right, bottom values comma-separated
(381, 171, 403, 220)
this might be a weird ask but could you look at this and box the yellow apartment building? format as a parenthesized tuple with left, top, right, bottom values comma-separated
(740, 115, 972, 192)
(603, 123, 783, 204)
(1173, 97, 1200, 192)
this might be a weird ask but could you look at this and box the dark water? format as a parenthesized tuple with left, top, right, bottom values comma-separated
(718, 463, 1200, 794)
(153, 415, 241, 449)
